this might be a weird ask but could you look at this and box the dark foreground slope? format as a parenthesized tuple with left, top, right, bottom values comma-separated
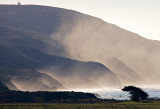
(0, 80, 97, 103)
(0, 5, 120, 90)
(0, 90, 97, 103)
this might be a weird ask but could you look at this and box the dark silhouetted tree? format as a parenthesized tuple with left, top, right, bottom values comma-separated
(122, 86, 148, 101)
(18, 2, 21, 5)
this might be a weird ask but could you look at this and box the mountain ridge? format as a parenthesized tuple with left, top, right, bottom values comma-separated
(0, 5, 121, 90)
(0, 4, 159, 90)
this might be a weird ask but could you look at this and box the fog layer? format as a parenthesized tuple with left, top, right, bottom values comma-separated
(51, 13, 160, 86)
(1, 5, 159, 91)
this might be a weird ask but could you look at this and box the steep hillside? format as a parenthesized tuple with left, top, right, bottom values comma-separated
(1, 4, 159, 88)
(0, 5, 120, 90)
(57, 14, 160, 85)
(50, 7, 160, 85)
(0, 67, 65, 91)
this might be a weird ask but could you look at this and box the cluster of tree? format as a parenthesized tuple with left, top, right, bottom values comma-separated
(122, 86, 148, 101)
(0, 90, 97, 103)
(0, 80, 149, 103)
(0, 81, 98, 103)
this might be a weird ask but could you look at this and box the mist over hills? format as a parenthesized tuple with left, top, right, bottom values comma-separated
(0, 4, 160, 91)
(0, 5, 121, 91)
(50, 7, 160, 86)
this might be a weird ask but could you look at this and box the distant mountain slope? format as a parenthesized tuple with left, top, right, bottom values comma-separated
(0, 40, 120, 90)
(56, 13, 160, 85)
(0, 5, 66, 34)
(1, 4, 159, 89)
(0, 67, 65, 91)
(0, 5, 120, 90)
(0, 28, 120, 89)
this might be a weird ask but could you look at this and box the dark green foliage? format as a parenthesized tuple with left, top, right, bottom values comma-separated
(122, 86, 148, 101)
(0, 90, 97, 103)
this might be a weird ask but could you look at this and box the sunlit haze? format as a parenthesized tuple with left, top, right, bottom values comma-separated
(1, 0, 160, 40)
(1, 1, 160, 102)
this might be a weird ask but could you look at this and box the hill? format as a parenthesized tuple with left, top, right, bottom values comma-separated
(1, 4, 159, 89)
(0, 5, 120, 90)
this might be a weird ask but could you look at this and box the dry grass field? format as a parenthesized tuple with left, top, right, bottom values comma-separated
(0, 101, 160, 109)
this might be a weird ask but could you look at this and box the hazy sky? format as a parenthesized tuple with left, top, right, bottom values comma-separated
(1, 0, 160, 40)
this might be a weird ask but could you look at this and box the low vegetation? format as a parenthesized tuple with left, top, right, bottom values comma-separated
(0, 90, 97, 103)
(0, 82, 158, 109)
(0, 101, 160, 109)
